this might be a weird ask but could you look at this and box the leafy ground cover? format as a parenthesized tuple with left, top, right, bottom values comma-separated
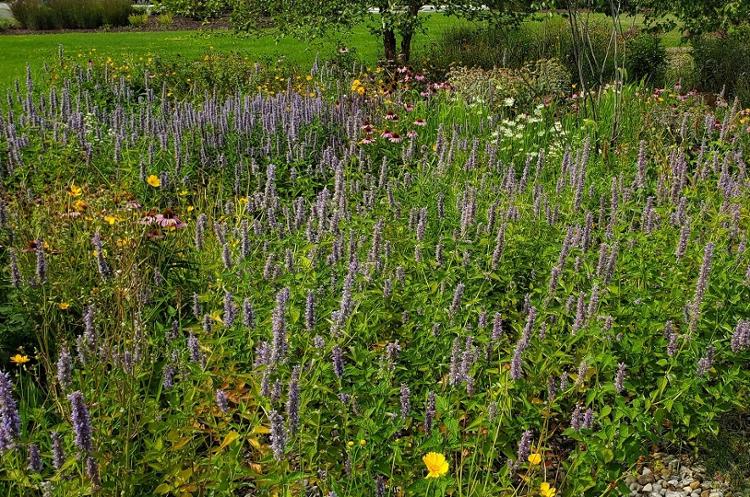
(0, 44, 748, 497)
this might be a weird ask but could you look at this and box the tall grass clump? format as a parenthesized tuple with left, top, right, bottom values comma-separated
(425, 17, 666, 89)
(10, 0, 131, 29)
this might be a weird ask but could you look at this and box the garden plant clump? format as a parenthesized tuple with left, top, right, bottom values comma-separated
(0, 53, 749, 497)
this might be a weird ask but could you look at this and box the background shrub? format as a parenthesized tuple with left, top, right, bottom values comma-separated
(128, 12, 149, 27)
(624, 31, 667, 84)
(156, 12, 173, 26)
(692, 26, 750, 104)
(152, 0, 228, 19)
(10, 0, 131, 29)
(664, 47, 696, 89)
(0, 17, 18, 31)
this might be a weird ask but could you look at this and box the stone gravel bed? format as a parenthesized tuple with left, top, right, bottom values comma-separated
(623, 453, 738, 497)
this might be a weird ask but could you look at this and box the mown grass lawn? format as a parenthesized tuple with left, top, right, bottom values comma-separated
(0, 14, 470, 87)
(0, 12, 683, 90)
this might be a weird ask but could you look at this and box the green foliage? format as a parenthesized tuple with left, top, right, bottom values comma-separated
(153, 0, 229, 19)
(691, 25, 750, 104)
(0, 17, 19, 31)
(624, 31, 666, 84)
(156, 12, 174, 26)
(642, 0, 750, 37)
(128, 13, 149, 28)
(664, 47, 696, 89)
(10, 0, 132, 29)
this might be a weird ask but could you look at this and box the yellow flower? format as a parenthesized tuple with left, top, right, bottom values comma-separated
(306, 75, 313, 81)
(58, 302, 71, 310)
(104, 215, 118, 225)
(146, 175, 161, 188)
(359, 439, 366, 446)
(422, 452, 449, 479)
(72, 199, 88, 212)
(528, 453, 542, 465)
(347, 440, 354, 447)
(68, 184, 83, 197)
(10, 354, 30, 365)
(540, 482, 556, 497)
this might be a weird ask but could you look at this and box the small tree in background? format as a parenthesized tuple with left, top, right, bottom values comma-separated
(231, 0, 528, 64)
(639, 0, 750, 38)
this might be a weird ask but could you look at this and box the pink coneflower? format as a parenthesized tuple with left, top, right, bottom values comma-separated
(156, 209, 187, 229)
(415, 74, 426, 81)
(384, 111, 399, 121)
(413, 118, 427, 126)
(397, 66, 408, 74)
(407, 130, 418, 138)
(420, 90, 431, 97)
(360, 137, 375, 144)
(125, 200, 142, 210)
(403, 103, 414, 111)
(361, 122, 374, 133)
(388, 133, 403, 143)
(381, 130, 394, 139)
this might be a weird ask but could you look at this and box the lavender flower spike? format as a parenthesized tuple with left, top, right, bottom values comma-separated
(0, 371, 21, 452)
(67, 391, 93, 454)
(516, 430, 533, 465)
(614, 362, 626, 393)
(270, 409, 286, 461)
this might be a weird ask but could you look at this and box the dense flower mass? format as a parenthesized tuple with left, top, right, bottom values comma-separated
(0, 55, 749, 497)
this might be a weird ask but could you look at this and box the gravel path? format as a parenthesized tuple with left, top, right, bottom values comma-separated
(622, 453, 737, 497)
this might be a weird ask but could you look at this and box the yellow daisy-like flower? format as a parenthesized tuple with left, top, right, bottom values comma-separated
(528, 453, 542, 465)
(103, 215, 118, 225)
(58, 302, 71, 310)
(68, 184, 83, 197)
(72, 199, 88, 212)
(10, 354, 30, 365)
(146, 175, 161, 188)
(540, 482, 556, 497)
(422, 452, 449, 479)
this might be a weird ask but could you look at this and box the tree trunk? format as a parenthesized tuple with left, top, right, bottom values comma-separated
(383, 28, 397, 62)
(383, 28, 396, 62)
(400, 30, 413, 63)
(398, 3, 421, 64)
